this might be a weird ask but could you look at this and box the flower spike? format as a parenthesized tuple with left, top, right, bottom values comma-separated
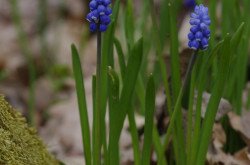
(184, 0, 196, 8)
(188, 4, 211, 50)
(86, 0, 112, 32)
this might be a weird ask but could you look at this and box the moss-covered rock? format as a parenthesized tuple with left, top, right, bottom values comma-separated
(0, 95, 59, 165)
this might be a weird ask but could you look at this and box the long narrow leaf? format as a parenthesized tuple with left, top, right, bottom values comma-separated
(196, 35, 231, 165)
(141, 75, 155, 165)
(108, 67, 120, 165)
(114, 38, 144, 142)
(114, 37, 126, 80)
(71, 44, 91, 165)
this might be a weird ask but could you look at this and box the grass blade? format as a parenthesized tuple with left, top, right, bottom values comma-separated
(141, 75, 156, 165)
(114, 37, 126, 80)
(186, 65, 196, 165)
(71, 44, 91, 165)
(189, 41, 224, 165)
(114, 38, 144, 144)
(10, 0, 36, 125)
(152, 126, 167, 165)
(108, 67, 120, 165)
(231, 22, 245, 51)
(196, 35, 231, 165)
(99, 1, 121, 161)
(124, 0, 135, 51)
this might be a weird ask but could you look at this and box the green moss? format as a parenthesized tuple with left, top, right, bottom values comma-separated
(0, 95, 59, 165)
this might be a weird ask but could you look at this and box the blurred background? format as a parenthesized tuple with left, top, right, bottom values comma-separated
(1, 0, 250, 164)
(0, 0, 90, 164)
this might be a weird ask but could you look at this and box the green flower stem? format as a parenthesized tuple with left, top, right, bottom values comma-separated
(186, 63, 197, 165)
(10, 0, 36, 126)
(182, 52, 198, 92)
(163, 51, 198, 149)
(93, 31, 102, 165)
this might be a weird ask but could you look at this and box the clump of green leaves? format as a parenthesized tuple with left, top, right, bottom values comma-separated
(72, 0, 250, 164)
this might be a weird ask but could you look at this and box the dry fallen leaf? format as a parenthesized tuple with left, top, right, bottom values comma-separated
(207, 123, 245, 165)
(207, 148, 244, 165)
(228, 111, 250, 147)
(234, 147, 250, 165)
(212, 123, 226, 149)
(195, 92, 232, 121)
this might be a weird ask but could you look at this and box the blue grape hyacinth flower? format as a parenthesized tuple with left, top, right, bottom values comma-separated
(184, 0, 196, 8)
(188, 4, 211, 50)
(86, 0, 112, 32)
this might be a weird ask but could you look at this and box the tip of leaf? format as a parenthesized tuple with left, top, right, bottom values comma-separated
(71, 43, 76, 49)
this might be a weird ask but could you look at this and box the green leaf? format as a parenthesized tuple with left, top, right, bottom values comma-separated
(119, 38, 143, 165)
(114, 37, 146, 114)
(124, 0, 135, 50)
(159, 0, 170, 46)
(169, 2, 181, 99)
(231, 22, 245, 50)
(128, 106, 141, 165)
(209, 0, 217, 47)
(98, 2, 121, 162)
(152, 126, 167, 165)
(71, 44, 91, 165)
(107, 67, 120, 165)
(195, 35, 231, 165)
(103, 0, 120, 67)
(101, 0, 121, 113)
(114, 37, 126, 80)
(114, 38, 144, 142)
(168, 3, 185, 163)
(141, 75, 155, 165)
(92, 75, 96, 122)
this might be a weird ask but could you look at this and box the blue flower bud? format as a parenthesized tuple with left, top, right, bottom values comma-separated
(188, 4, 211, 50)
(105, 7, 112, 16)
(104, 0, 111, 6)
(190, 26, 199, 33)
(89, 0, 98, 10)
(191, 13, 199, 19)
(201, 38, 208, 49)
(99, 24, 107, 32)
(188, 33, 195, 40)
(184, 0, 196, 8)
(96, 0, 103, 4)
(195, 31, 203, 41)
(90, 22, 98, 32)
(203, 29, 210, 38)
(189, 19, 200, 25)
(91, 10, 99, 21)
(188, 40, 200, 50)
(97, 5, 106, 15)
(200, 23, 207, 30)
(100, 15, 111, 25)
(86, 13, 93, 22)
